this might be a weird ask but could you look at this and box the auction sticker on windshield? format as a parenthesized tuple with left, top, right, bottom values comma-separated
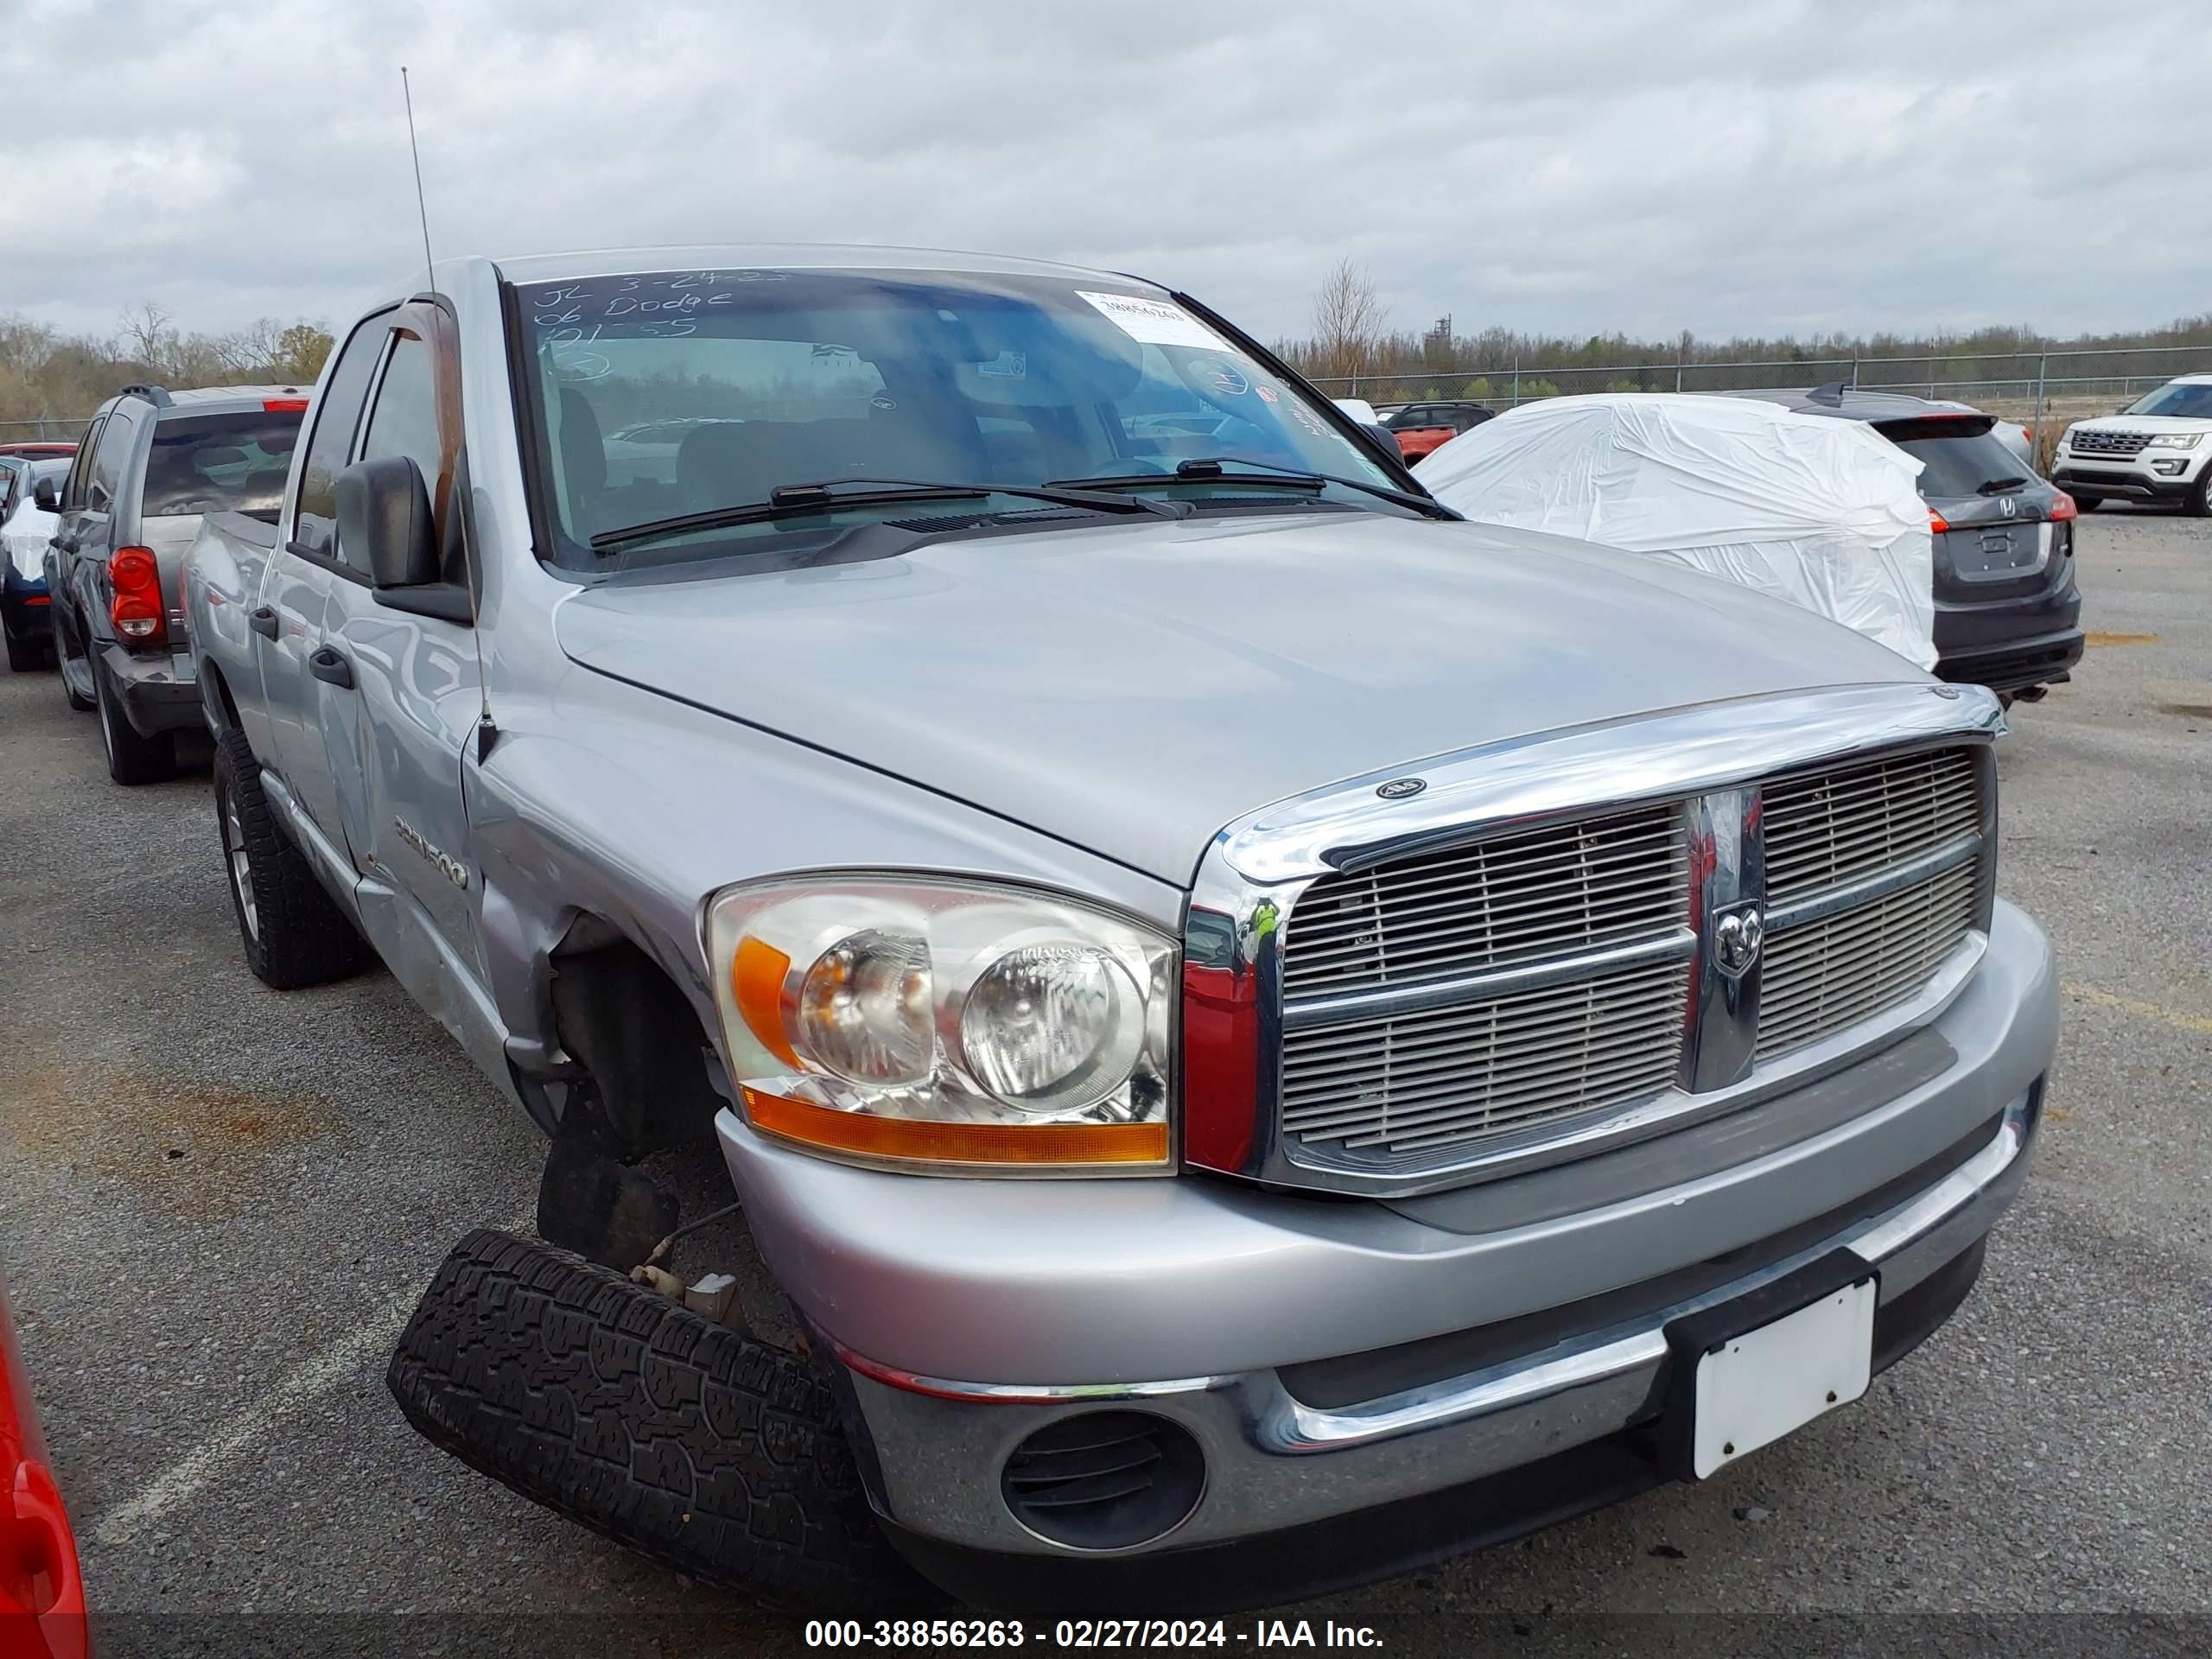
(1077, 290, 1227, 350)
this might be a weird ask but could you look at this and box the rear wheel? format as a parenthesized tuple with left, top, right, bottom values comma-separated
(92, 657, 175, 785)
(212, 725, 370, 988)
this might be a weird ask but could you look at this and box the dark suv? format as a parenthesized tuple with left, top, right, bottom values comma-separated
(1763, 386, 2085, 703)
(41, 382, 308, 781)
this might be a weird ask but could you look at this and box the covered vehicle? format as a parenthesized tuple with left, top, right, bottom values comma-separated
(1420, 392, 1938, 668)
(3, 457, 72, 670)
(1755, 388, 2085, 700)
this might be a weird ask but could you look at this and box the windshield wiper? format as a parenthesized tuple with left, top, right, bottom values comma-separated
(1049, 456, 1456, 519)
(588, 476, 1177, 552)
(1976, 475, 2031, 495)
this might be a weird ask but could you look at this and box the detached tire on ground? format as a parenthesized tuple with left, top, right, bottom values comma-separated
(212, 725, 370, 988)
(387, 1230, 925, 1611)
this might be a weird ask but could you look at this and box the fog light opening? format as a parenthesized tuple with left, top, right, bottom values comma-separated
(1000, 1409, 1205, 1552)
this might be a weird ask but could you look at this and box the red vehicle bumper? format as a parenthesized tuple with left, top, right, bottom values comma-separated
(2, 1281, 86, 1659)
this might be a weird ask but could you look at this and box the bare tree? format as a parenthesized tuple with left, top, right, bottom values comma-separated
(116, 301, 176, 374)
(1310, 257, 1389, 384)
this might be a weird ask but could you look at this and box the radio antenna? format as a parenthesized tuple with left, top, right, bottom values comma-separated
(401, 67, 435, 293)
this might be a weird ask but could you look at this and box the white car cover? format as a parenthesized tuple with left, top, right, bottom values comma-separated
(1421, 394, 1936, 669)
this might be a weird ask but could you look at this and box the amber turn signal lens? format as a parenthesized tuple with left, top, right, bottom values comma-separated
(731, 936, 798, 1067)
(741, 1085, 1168, 1167)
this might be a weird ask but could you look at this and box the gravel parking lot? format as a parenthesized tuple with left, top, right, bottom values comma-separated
(3, 511, 2207, 1657)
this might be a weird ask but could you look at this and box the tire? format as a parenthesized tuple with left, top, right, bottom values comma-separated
(92, 657, 176, 785)
(387, 1230, 927, 1612)
(54, 609, 94, 710)
(212, 725, 371, 988)
(2189, 470, 2212, 518)
(2070, 493, 2101, 512)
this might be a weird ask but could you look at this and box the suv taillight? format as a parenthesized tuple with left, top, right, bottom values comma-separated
(2048, 491, 2079, 522)
(109, 545, 165, 646)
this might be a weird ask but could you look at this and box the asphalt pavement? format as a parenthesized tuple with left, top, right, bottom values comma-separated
(3, 509, 2207, 1658)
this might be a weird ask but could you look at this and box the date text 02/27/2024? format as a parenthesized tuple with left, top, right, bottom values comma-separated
(804, 1618, 1386, 1649)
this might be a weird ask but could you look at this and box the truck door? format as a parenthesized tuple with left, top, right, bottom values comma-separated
(308, 303, 494, 1054)
(255, 314, 388, 868)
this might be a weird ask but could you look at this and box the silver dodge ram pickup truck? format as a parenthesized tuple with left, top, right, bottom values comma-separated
(182, 245, 2056, 1611)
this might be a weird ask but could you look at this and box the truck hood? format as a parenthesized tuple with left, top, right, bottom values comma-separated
(554, 512, 1925, 884)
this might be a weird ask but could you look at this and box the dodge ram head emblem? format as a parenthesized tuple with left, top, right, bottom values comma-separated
(1712, 903, 1765, 979)
(1376, 777, 1427, 800)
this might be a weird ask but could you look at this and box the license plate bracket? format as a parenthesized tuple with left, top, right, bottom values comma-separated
(1656, 1247, 1878, 1482)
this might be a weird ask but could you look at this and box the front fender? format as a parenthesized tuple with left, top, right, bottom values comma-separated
(462, 663, 1185, 1087)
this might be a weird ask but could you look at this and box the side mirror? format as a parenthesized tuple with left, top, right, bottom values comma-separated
(1360, 422, 1404, 461)
(336, 455, 437, 588)
(33, 478, 61, 512)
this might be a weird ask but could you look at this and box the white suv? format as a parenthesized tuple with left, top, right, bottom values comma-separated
(2052, 372, 2212, 515)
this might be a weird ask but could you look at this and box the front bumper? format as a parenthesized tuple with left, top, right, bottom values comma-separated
(713, 901, 2056, 1599)
(2053, 454, 2203, 501)
(96, 641, 202, 736)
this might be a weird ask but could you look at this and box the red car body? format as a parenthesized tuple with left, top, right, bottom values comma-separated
(2, 1277, 86, 1659)
(1391, 423, 1457, 465)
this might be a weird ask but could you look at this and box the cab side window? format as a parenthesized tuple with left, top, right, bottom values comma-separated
(357, 334, 443, 499)
(291, 313, 392, 564)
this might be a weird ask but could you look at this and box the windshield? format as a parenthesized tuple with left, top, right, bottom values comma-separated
(1881, 423, 2030, 499)
(142, 410, 302, 522)
(511, 266, 1402, 570)
(2122, 381, 2212, 419)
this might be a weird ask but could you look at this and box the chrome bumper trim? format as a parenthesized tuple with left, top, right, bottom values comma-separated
(837, 1086, 2039, 1558)
(845, 1095, 2028, 1423)
(1255, 1107, 2023, 1454)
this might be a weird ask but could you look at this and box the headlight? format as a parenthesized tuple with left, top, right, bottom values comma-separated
(2147, 433, 2202, 450)
(709, 875, 1175, 1173)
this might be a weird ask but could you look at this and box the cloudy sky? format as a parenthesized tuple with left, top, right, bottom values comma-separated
(7, 0, 2207, 347)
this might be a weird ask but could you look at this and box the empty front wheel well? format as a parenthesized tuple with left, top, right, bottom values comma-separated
(547, 922, 728, 1158)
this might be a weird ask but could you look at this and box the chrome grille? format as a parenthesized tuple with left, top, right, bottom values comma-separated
(1758, 857, 1980, 1058)
(1278, 805, 1690, 1162)
(1281, 957, 1688, 1155)
(1281, 805, 1687, 997)
(1764, 748, 1981, 905)
(1262, 737, 1989, 1181)
(2067, 429, 2148, 457)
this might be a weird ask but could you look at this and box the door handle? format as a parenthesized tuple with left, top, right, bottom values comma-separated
(249, 605, 279, 639)
(308, 645, 354, 690)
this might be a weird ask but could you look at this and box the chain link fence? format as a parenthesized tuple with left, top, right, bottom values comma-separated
(1313, 344, 2212, 442)
(0, 416, 93, 443)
